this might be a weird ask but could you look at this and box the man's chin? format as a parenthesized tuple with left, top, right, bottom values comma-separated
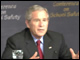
(37, 34, 45, 37)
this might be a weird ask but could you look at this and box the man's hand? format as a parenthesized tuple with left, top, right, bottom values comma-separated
(70, 48, 79, 59)
(30, 52, 40, 59)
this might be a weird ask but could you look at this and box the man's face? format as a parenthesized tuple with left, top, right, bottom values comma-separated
(25, 10, 49, 39)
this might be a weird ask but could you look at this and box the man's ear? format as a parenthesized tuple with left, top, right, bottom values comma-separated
(25, 20, 30, 28)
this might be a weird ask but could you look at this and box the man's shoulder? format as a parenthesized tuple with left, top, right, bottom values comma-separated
(45, 30, 64, 42)
(46, 30, 63, 39)
(47, 30, 63, 36)
(8, 28, 29, 39)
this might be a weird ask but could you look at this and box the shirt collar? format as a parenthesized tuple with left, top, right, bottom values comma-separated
(31, 34, 44, 44)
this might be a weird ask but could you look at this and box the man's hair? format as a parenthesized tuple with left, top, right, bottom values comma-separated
(25, 5, 49, 21)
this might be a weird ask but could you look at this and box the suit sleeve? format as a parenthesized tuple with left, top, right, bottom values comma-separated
(59, 34, 72, 59)
(2, 37, 16, 59)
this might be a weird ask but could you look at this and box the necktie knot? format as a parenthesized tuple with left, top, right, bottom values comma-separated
(37, 40, 41, 45)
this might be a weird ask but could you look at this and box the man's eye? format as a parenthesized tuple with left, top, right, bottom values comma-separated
(43, 19, 46, 21)
(43, 19, 48, 22)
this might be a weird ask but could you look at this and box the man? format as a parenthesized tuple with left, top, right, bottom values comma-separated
(2, 5, 79, 59)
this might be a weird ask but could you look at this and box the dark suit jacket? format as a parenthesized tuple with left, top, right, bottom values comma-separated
(2, 28, 72, 59)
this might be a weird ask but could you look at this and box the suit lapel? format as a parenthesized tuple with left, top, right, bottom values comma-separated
(44, 33, 57, 59)
(24, 29, 39, 58)
(44, 34, 53, 59)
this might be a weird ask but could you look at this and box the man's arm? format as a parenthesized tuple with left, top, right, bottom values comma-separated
(2, 38, 16, 59)
(59, 34, 72, 59)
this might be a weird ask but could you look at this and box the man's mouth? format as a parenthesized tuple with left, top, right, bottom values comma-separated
(38, 29, 44, 32)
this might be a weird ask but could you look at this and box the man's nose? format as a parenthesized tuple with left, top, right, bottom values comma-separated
(39, 21, 44, 27)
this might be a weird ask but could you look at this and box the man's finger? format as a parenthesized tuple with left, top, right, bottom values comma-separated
(33, 51, 38, 57)
(30, 52, 39, 59)
(70, 48, 75, 56)
(35, 56, 40, 59)
(77, 51, 79, 55)
(77, 51, 79, 58)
